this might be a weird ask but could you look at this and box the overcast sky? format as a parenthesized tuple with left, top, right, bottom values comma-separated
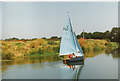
(2, 2, 118, 39)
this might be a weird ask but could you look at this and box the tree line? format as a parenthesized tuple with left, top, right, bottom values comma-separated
(3, 27, 120, 43)
(77, 27, 120, 43)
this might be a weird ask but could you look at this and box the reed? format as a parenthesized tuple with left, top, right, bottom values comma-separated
(1, 38, 119, 60)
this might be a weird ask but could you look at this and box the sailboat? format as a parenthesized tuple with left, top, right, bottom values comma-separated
(59, 13, 84, 62)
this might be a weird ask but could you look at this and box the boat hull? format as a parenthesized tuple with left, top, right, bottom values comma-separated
(64, 60, 84, 65)
(63, 56, 84, 62)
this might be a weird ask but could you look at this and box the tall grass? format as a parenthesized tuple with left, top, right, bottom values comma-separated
(1, 38, 119, 60)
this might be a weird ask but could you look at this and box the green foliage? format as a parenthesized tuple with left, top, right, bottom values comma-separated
(41, 37, 47, 40)
(109, 27, 119, 42)
(81, 46, 85, 53)
(94, 46, 101, 51)
(76, 27, 119, 43)
(105, 50, 111, 54)
(50, 36, 59, 41)
(86, 45, 93, 52)
(53, 46, 60, 53)
(103, 31, 110, 39)
(106, 42, 118, 49)
(31, 38, 37, 40)
(77, 35, 82, 39)
(5, 37, 19, 41)
(51, 36, 58, 39)
(105, 43, 108, 46)
(48, 40, 57, 45)
(30, 48, 43, 55)
(105, 39, 110, 42)
(92, 32, 104, 39)
(2, 52, 14, 60)
(86, 47, 90, 52)
(15, 43, 21, 45)
(38, 48, 42, 54)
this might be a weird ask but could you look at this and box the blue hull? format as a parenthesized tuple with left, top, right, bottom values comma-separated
(63, 56, 84, 62)
(64, 60, 84, 65)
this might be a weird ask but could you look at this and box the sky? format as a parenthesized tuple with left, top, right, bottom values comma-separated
(2, 2, 118, 39)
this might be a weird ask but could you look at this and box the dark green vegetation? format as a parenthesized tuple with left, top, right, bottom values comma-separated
(77, 27, 120, 43)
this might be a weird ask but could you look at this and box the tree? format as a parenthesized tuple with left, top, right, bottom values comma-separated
(51, 36, 58, 39)
(50, 36, 59, 41)
(109, 27, 119, 42)
(118, 27, 120, 43)
(92, 32, 104, 39)
(103, 30, 110, 39)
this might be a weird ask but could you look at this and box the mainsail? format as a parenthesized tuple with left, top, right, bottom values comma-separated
(59, 14, 83, 56)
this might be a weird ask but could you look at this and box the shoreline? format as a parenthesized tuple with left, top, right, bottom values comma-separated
(1, 38, 119, 61)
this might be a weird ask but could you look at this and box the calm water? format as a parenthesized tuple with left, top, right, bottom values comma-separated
(1, 50, 119, 79)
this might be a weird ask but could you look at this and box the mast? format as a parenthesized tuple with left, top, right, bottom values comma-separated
(83, 29, 84, 39)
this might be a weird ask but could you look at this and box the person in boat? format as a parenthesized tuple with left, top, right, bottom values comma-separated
(69, 54, 73, 59)
(72, 53, 76, 58)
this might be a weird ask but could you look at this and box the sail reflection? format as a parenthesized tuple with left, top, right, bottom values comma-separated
(75, 65, 83, 81)
(63, 60, 84, 80)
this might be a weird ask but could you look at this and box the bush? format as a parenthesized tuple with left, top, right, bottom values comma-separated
(94, 46, 101, 51)
(105, 39, 110, 42)
(48, 40, 57, 45)
(15, 42, 21, 45)
(105, 43, 108, 46)
(81, 46, 85, 53)
(86, 47, 90, 52)
(30, 42, 36, 48)
(30, 51, 37, 55)
(30, 48, 43, 55)
(2, 52, 14, 60)
(53, 47, 60, 53)
(38, 48, 42, 54)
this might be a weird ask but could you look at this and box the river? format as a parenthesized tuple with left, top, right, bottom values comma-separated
(1, 49, 119, 79)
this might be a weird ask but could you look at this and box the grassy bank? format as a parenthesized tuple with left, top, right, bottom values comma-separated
(78, 38, 119, 53)
(0, 38, 119, 60)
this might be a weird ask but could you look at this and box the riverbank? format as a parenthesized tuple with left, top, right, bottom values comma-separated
(1, 38, 119, 60)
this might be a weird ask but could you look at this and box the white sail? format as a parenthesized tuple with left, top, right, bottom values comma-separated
(59, 15, 77, 56)
(73, 32, 84, 55)
(59, 14, 84, 56)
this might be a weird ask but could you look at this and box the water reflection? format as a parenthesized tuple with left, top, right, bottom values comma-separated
(2, 55, 61, 66)
(1, 50, 118, 79)
(75, 65, 83, 81)
(2, 55, 61, 72)
(110, 49, 120, 58)
(84, 48, 120, 59)
(2, 48, 119, 73)
(63, 60, 84, 80)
